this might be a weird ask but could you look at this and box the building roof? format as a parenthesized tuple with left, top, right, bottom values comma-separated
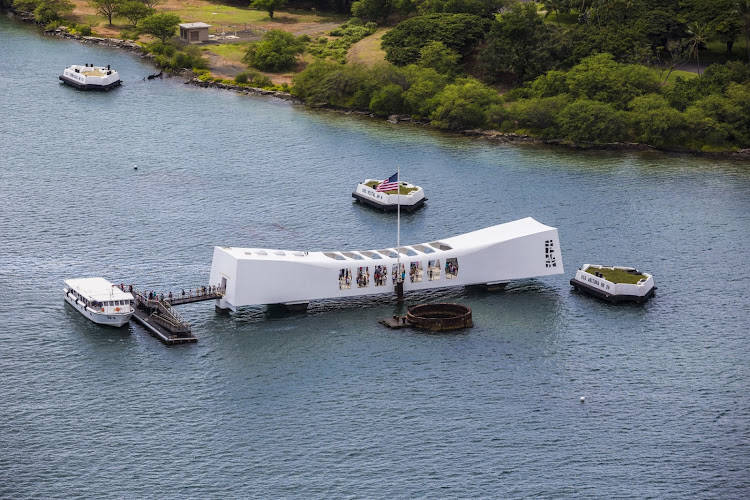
(216, 217, 555, 265)
(179, 23, 212, 29)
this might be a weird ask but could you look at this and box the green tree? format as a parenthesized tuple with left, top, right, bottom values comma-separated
(141, 13, 181, 42)
(627, 94, 686, 147)
(416, 0, 508, 18)
(401, 65, 451, 118)
(681, 0, 740, 58)
(352, 0, 395, 21)
(15, 0, 74, 23)
(243, 29, 305, 72)
(430, 78, 503, 129)
(506, 95, 569, 135)
(564, 53, 660, 109)
(381, 13, 491, 66)
(250, 0, 288, 19)
(89, 0, 123, 26)
(480, 3, 572, 82)
(116, 0, 153, 27)
(369, 83, 407, 115)
(417, 41, 461, 75)
(568, 23, 651, 64)
(683, 105, 734, 147)
(557, 99, 626, 143)
(738, 0, 750, 62)
(542, 0, 569, 26)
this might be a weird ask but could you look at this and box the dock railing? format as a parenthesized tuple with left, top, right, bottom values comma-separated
(152, 300, 192, 334)
(131, 286, 192, 335)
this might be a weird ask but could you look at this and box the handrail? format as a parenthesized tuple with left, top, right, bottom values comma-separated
(157, 299, 191, 329)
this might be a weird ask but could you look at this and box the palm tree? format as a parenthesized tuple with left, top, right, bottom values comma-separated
(543, 0, 569, 26)
(686, 21, 708, 75)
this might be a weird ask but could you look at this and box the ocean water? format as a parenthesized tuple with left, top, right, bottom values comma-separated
(1, 16, 749, 498)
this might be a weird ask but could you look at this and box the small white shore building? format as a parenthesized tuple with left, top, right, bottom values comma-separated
(179, 23, 212, 43)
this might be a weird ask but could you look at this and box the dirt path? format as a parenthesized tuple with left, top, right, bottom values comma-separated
(203, 52, 247, 79)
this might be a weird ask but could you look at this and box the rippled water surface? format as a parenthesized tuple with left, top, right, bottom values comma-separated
(1, 16, 749, 498)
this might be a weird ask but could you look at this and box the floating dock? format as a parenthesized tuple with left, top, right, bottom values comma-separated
(129, 288, 223, 345)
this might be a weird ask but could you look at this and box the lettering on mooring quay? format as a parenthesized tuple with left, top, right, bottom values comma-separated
(584, 275, 611, 290)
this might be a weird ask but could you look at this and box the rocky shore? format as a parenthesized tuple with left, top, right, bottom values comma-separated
(186, 79, 750, 160)
(12, 10, 749, 160)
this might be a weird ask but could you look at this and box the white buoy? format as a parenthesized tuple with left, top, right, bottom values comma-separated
(133, 164, 138, 170)
(580, 396, 585, 403)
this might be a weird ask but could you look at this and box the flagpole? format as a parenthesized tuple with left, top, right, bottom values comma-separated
(397, 165, 401, 282)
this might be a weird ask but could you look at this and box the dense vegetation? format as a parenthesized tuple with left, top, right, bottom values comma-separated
(5, 0, 750, 150)
(288, 0, 750, 150)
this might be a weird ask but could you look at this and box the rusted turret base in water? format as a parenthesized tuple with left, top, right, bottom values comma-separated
(379, 303, 473, 331)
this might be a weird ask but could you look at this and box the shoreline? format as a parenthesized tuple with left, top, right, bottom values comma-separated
(13, 10, 749, 161)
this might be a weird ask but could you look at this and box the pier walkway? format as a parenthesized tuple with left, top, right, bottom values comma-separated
(127, 286, 223, 345)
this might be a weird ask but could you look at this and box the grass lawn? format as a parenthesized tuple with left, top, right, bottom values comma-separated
(163, 4, 266, 26)
(347, 28, 388, 65)
(541, 11, 579, 29)
(658, 68, 699, 84)
(206, 43, 252, 61)
(584, 267, 647, 284)
(700, 40, 750, 65)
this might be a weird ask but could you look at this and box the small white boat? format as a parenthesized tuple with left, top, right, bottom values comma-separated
(352, 178, 426, 212)
(59, 64, 121, 90)
(570, 264, 656, 303)
(64, 277, 134, 326)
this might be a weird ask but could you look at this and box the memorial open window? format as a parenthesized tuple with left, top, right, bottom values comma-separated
(410, 261, 423, 283)
(374, 265, 388, 286)
(445, 258, 459, 279)
(338, 268, 352, 290)
(391, 263, 405, 284)
(428, 259, 441, 280)
(356, 266, 370, 288)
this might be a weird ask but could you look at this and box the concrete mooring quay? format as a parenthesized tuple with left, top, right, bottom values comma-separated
(129, 287, 223, 345)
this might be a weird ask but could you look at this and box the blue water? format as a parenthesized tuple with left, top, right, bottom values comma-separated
(1, 16, 749, 498)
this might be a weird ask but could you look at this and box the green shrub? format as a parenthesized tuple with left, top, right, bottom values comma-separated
(381, 13, 490, 66)
(146, 42, 176, 57)
(557, 99, 627, 143)
(429, 78, 503, 129)
(147, 42, 207, 71)
(243, 29, 305, 72)
(119, 27, 141, 40)
(506, 95, 569, 135)
(234, 72, 250, 84)
(70, 23, 93, 36)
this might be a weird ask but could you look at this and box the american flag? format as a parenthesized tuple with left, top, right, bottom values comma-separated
(376, 172, 399, 192)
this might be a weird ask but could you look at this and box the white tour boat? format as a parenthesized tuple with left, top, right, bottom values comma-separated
(59, 64, 121, 90)
(63, 277, 134, 326)
(570, 264, 656, 303)
(210, 217, 563, 311)
(352, 178, 426, 212)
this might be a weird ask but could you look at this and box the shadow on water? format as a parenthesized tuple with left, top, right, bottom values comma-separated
(209, 279, 565, 329)
(62, 302, 133, 344)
